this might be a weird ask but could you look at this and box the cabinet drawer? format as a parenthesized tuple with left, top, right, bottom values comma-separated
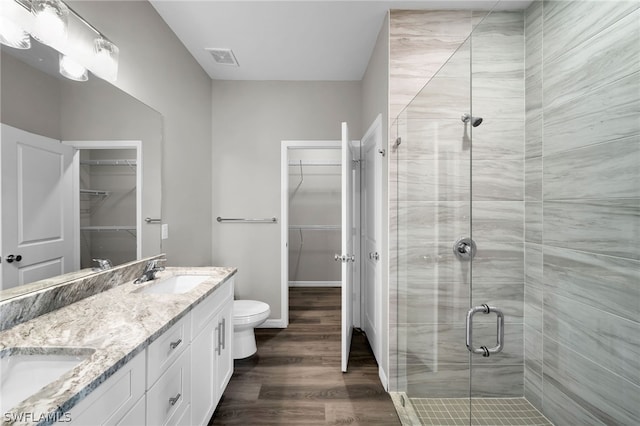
(146, 349, 191, 426)
(147, 314, 191, 387)
(62, 351, 145, 425)
(191, 278, 233, 337)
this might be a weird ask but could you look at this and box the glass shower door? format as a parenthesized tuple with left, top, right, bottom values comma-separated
(393, 32, 475, 424)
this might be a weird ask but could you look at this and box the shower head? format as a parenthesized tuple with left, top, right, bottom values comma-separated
(461, 113, 483, 127)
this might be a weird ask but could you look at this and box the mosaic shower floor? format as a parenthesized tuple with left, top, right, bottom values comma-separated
(393, 396, 553, 426)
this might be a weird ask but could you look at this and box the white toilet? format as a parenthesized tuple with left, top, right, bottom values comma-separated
(233, 300, 270, 359)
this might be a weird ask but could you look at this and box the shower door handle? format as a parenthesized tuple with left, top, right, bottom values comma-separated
(465, 304, 504, 357)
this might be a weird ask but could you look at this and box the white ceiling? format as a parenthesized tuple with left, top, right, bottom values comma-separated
(149, 0, 530, 81)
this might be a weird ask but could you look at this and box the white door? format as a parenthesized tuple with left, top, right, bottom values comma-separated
(361, 115, 383, 364)
(1, 124, 75, 289)
(341, 122, 355, 373)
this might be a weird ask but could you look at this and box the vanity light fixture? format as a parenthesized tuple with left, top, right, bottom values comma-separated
(0, 0, 120, 82)
(0, 15, 31, 49)
(30, 0, 68, 49)
(59, 53, 88, 81)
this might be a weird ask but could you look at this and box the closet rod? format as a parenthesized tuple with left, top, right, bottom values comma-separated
(217, 217, 277, 223)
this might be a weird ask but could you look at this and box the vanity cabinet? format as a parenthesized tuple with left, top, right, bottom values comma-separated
(57, 278, 234, 426)
(191, 279, 234, 425)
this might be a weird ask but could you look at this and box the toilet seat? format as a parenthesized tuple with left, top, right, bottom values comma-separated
(233, 300, 270, 325)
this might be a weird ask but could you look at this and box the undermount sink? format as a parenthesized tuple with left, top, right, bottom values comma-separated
(0, 347, 94, 413)
(136, 275, 210, 294)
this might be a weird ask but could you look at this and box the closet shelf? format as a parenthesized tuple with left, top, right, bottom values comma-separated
(288, 160, 341, 167)
(81, 226, 136, 232)
(80, 189, 110, 196)
(80, 159, 137, 166)
(289, 225, 340, 231)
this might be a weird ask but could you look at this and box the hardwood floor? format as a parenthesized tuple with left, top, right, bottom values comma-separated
(209, 287, 401, 425)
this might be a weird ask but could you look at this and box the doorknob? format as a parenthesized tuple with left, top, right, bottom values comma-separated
(6, 254, 22, 263)
(334, 254, 355, 263)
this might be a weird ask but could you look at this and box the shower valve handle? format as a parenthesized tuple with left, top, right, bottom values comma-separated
(453, 238, 476, 260)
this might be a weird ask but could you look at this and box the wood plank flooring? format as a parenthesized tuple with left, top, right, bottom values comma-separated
(209, 287, 401, 425)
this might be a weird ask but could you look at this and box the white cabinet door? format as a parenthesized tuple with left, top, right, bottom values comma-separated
(191, 317, 217, 426)
(115, 395, 146, 426)
(1, 124, 75, 289)
(216, 300, 234, 398)
(61, 351, 146, 425)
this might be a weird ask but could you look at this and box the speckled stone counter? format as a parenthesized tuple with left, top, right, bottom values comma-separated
(0, 266, 236, 426)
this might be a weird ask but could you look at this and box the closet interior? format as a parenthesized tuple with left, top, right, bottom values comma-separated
(287, 148, 341, 287)
(79, 148, 137, 269)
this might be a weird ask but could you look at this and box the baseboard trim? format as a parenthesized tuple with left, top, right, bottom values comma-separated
(259, 318, 287, 328)
(288, 281, 341, 287)
(379, 365, 389, 391)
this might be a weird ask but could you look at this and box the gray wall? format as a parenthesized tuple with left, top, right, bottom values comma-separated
(361, 13, 390, 384)
(1, 53, 61, 139)
(69, 0, 213, 267)
(211, 81, 361, 323)
(524, 1, 640, 424)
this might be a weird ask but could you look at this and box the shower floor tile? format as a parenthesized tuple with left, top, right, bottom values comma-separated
(408, 397, 552, 426)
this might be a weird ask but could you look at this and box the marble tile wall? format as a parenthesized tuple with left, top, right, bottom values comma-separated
(524, 1, 640, 424)
(389, 10, 525, 397)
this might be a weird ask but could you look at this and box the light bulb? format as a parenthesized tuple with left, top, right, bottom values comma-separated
(59, 54, 88, 81)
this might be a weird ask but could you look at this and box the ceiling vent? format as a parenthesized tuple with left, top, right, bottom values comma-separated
(206, 48, 239, 67)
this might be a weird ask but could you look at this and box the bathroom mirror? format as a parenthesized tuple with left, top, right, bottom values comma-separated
(0, 39, 163, 301)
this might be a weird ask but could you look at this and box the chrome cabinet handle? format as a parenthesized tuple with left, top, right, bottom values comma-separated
(369, 252, 379, 261)
(215, 325, 221, 355)
(6, 254, 22, 263)
(221, 317, 226, 350)
(465, 304, 504, 357)
(169, 338, 182, 350)
(168, 393, 181, 406)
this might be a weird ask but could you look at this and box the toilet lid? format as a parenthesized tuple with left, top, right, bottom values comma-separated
(234, 300, 270, 318)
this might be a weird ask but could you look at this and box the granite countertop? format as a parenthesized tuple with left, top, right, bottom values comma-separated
(0, 266, 237, 426)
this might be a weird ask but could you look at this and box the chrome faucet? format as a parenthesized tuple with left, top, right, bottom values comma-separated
(92, 258, 113, 271)
(134, 259, 166, 284)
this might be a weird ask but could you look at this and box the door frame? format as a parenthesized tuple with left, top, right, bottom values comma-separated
(63, 140, 143, 266)
(281, 140, 352, 329)
(359, 114, 383, 365)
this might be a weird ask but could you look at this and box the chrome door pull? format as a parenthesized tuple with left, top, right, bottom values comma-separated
(169, 338, 182, 350)
(465, 304, 504, 357)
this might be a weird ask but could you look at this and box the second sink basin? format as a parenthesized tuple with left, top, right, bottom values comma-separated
(1, 347, 94, 414)
(136, 275, 210, 294)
